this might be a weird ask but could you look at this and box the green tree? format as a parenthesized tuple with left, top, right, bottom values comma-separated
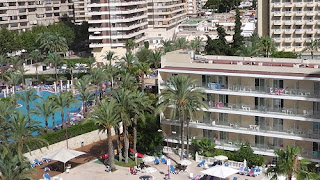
(37, 32, 68, 53)
(86, 57, 96, 72)
(204, 0, 241, 13)
(103, 50, 118, 66)
(189, 37, 203, 54)
(136, 47, 152, 63)
(28, 49, 44, 80)
(64, 91, 78, 125)
(175, 38, 188, 50)
(45, 53, 66, 81)
(47, 22, 75, 46)
(161, 40, 174, 53)
(259, 36, 275, 57)
(0, 54, 7, 80)
(302, 39, 319, 59)
(192, 138, 215, 156)
(15, 89, 39, 120)
(9, 112, 48, 161)
(112, 89, 137, 164)
(0, 26, 21, 54)
(205, 25, 231, 55)
(271, 51, 298, 59)
(32, 98, 55, 131)
(157, 75, 207, 159)
(16, 66, 28, 85)
(91, 99, 121, 171)
(134, 62, 150, 92)
(120, 52, 136, 72)
(148, 50, 162, 69)
(252, 0, 257, 9)
(5, 73, 21, 93)
(88, 68, 105, 103)
(266, 146, 317, 180)
(125, 39, 136, 52)
(235, 45, 259, 57)
(232, 7, 243, 52)
(74, 76, 95, 117)
(0, 101, 14, 143)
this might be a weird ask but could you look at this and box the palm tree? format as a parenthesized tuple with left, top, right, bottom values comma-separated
(50, 92, 68, 128)
(28, 49, 43, 80)
(112, 89, 137, 164)
(235, 45, 260, 57)
(103, 50, 118, 66)
(9, 112, 48, 161)
(302, 39, 319, 59)
(45, 53, 65, 81)
(8, 56, 23, 69)
(120, 52, 136, 71)
(15, 89, 38, 120)
(131, 91, 153, 163)
(91, 99, 120, 171)
(119, 71, 137, 90)
(74, 76, 95, 117)
(259, 36, 275, 57)
(16, 66, 28, 85)
(135, 62, 150, 92)
(6, 73, 21, 93)
(175, 38, 188, 50)
(125, 39, 136, 52)
(86, 57, 96, 72)
(37, 32, 68, 53)
(266, 146, 317, 180)
(0, 101, 14, 143)
(0, 147, 33, 180)
(64, 91, 78, 125)
(189, 36, 203, 54)
(157, 75, 207, 159)
(104, 65, 120, 89)
(148, 50, 162, 69)
(161, 40, 174, 53)
(0, 54, 7, 80)
(32, 98, 55, 132)
(88, 68, 105, 103)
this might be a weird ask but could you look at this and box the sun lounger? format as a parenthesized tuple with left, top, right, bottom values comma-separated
(160, 157, 167, 164)
(240, 167, 248, 175)
(130, 166, 137, 175)
(30, 163, 36, 168)
(247, 168, 255, 176)
(208, 162, 217, 168)
(192, 175, 201, 180)
(43, 173, 51, 180)
(252, 168, 261, 177)
(42, 158, 51, 163)
(233, 177, 238, 180)
(170, 165, 178, 174)
(197, 160, 205, 167)
(209, 176, 214, 180)
(154, 158, 159, 165)
(34, 158, 43, 166)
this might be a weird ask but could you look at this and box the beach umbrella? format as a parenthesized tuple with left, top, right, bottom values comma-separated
(214, 155, 228, 161)
(142, 156, 155, 163)
(179, 159, 192, 166)
(201, 165, 238, 179)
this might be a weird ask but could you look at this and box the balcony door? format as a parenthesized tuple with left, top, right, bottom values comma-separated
(273, 138, 283, 148)
(255, 78, 265, 92)
(314, 82, 320, 97)
(255, 97, 265, 111)
(219, 131, 228, 143)
(273, 99, 284, 112)
(255, 135, 265, 149)
(273, 79, 283, 89)
(218, 113, 228, 126)
(203, 129, 214, 141)
(203, 112, 213, 124)
(255, 116, 268, 130)
(219, 94, 228, 106)
(273, 118, 283, 131)
(202, 75, 212, 87)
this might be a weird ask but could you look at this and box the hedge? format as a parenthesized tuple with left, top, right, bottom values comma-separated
(26, 121, 98, 152)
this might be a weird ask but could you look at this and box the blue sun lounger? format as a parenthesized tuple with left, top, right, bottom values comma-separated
(43, 173, 51, 180)
(197, 160, 205, 167)
(154, 158, 159, 165)
(161, 157, 167, 164)
(34, 158, 43, 166)
(170, 165, 178, 174)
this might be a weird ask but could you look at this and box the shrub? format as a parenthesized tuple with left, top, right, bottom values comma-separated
(26, 121, 97, 152)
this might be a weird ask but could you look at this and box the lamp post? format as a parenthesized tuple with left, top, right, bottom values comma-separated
(158, 129, 170, 180)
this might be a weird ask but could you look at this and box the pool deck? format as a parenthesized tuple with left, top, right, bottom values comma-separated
(52, 154, 265, 180)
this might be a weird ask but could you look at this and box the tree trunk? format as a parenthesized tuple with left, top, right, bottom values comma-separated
(186, 119, 190, 158)
(45, 117, 48, 133)
(115, 128, 123, 162)
(141, 74, 145, 92)
(52, 115, 55, 129)
(61, 110, 65, 129)
(124, 124, 129, 164)
(133, 115, 137, 163)
(27, 105, 30, 122)
(311, 51, 314, 59)
(180, 109, 185, 160)
(55, 66, 58, 81)
(36, 66, 39, 80)
(107, 127, 116, 171)
(22, 75, 25, 86)
(67, 105, 70, 125)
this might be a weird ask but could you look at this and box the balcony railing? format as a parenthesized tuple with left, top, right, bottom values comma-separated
(203, 83, 320, 98)
(204, 101, 319, 118)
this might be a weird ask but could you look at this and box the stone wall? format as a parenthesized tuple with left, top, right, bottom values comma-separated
(24, 129, 115, 162)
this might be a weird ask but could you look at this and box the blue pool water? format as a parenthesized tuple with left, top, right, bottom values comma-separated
(1, 91, 82, 129)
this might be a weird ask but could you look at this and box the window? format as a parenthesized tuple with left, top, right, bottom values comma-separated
(255, 97, 265, 111)
(273, 118, 283, 131)
(255, 78, 265, 91)
(255, 116, 268, 130)
(255, 136, 265, 148)
(218, 113, 228, 125)
(273, 79, 283, 88)
(273, 99, 284, 111)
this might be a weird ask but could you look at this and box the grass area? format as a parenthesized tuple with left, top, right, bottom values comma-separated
(115, 158, 142, 167)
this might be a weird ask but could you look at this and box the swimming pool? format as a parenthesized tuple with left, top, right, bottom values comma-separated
(2, 90, 82, 129)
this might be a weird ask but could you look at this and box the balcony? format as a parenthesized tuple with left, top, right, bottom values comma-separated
(162, 119, 320, 142)
(295, 2, 305, 7)
(295, 29, 305, 34)
(294, 37, 303, 42)
(306, 29, 315, 34)
(284, 11, 294, 16)
(273, 29, 283, 34)
(284, 37, 294, 42)
(273, 37, 282, 42)
(273, 3, 283, 8)
(306, 2, 315, 7)
(294, 11, 304, 16)
(284, 2, 293, 7)
(306, 11, 316, 16)
(273, 11, 283, 16)
(295, 20, 304, 25)
(273, 20, 283, 25)
(305, 20, 316, 25)
(284, 29, 295, 34)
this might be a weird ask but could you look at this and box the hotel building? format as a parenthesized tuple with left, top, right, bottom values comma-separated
(158, 50, 320, 163)
(257, 0, 320, 53)
(0, 0, 74, 31)
(73, 0, 90, 24)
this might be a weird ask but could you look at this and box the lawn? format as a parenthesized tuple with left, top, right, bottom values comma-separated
(115, 158, 142, 167)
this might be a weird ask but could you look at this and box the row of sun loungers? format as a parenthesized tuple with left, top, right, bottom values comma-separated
(239, 166, 262, 177)
(30, 158, 51, 168)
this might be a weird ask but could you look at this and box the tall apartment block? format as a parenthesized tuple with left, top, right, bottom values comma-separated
(186, 0, 196, 15)
(146, 0, 187, 48)
(88, 0, 148, 61)
(0, 0, 74, 31)
(159, 50, 320, 163)
(73, 0, 90, 24)
(258, 0, 320, 54)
